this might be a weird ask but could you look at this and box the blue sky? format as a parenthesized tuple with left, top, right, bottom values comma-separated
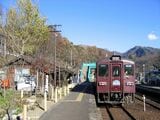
(1, 0, 160, 53)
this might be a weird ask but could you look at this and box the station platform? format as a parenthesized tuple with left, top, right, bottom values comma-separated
(40, 82, 102, 120)
(136, 84, 160, 94)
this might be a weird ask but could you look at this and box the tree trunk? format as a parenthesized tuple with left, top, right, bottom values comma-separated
(6, 108, 11, 120)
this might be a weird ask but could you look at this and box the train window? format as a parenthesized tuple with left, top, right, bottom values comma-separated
(112, 66, 120, 77)
(124, 64, 134, 75)
(90, 68, 95, 74)
(98, 64, 108, 77)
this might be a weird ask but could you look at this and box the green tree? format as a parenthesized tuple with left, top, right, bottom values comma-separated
(0, 89, 22, 119)
(0, 0, 49, 57)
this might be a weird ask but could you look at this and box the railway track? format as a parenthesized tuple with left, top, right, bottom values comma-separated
(100, 105, 136, 120)
(135, 94, 160, 110)
(99, 86, 160, 120)
(100, 95, 160, 120)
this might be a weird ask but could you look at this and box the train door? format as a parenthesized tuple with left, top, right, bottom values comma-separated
(88, 67, 96, 82)
(110, 63, 122, 92)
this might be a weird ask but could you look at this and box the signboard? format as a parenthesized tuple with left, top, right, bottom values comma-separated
(113, 80, 120, 86)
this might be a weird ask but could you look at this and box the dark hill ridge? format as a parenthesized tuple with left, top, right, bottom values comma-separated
(119, 46, 160, 71)
(123, 46, 160, 58)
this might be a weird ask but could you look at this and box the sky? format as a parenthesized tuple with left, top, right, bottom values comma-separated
(0, 0, 160, 53)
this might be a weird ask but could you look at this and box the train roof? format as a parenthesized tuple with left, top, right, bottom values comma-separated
(121, 59, 135, 64)
(97, 56, 134, 64)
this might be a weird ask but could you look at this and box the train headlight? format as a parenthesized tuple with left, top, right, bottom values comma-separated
(126, 82, 134, 86)
(98, 82, 107, 86)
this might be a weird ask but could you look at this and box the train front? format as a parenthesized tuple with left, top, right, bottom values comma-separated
(96, 55, 135, 104)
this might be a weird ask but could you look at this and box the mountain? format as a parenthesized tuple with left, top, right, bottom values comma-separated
(123, 46, 160, 58)
(122, 46, 160, 71)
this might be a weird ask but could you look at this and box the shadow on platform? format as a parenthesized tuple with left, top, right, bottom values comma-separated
(71, 81, 96, 95)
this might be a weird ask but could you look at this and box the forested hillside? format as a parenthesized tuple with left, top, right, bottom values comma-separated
(123, 46, 160, 72)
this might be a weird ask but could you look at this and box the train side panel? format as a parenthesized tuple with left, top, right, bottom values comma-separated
(123, 60, 135, 94)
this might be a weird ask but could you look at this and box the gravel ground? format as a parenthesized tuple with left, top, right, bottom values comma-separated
(100, 99, 160, 120)
(124, 99, 160, 120)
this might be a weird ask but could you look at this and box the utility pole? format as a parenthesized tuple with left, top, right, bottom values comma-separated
(71, 48, 72, 66)
(48, 25, 61, 87)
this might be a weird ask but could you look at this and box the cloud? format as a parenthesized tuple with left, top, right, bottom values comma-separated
(147, 32, 158, 41)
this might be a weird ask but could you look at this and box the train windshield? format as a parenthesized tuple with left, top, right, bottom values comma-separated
(112, 66, 120, 77)
(124, 64, 134, 75)
(98, 64, 108, 77)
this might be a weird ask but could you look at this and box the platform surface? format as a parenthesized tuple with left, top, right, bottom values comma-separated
(40, 82, 102, 120)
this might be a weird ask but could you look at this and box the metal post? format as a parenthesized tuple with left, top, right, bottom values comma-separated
(44, 90, 47, 111)
(67, 85, 70, 94)
(142, 95, 146, 111)
(64, 86, 66, 96)
(30, 78, 32, 96)
(51, 85, 54, 100)
(23, 104, 27, 120)
(42, 73, 44, 93)
(55, 87, 58, 103)
(59, 62, 60, 87)
(36, 69, 39, 90)
(21, 89, 23, 99)
(44, 75, 48, 111)
(143, 64, 145, 83)
(59, 88, 62, 99)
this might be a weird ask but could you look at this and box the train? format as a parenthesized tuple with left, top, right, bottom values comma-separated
(96, 55, 135, 104)
(145, 70, 160, 86)
(79, 62, 96, 82)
